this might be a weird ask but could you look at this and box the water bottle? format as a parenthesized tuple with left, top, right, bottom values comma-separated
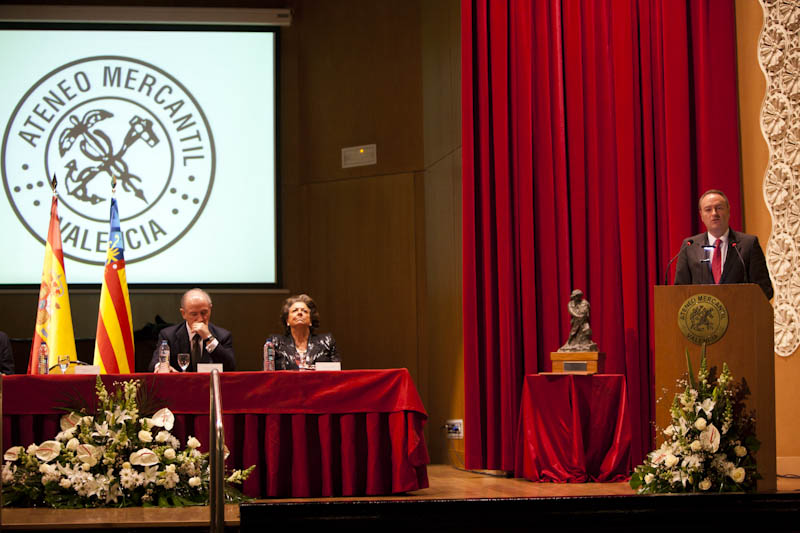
(158, 340, 170, 370)
(38, 343, 49, 375)
(263, 340, 275, 371)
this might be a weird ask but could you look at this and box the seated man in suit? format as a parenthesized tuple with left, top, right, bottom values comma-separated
(0, 331, 15, 375)
(674, 189, 773, 299)
(149, 288, 235, 372)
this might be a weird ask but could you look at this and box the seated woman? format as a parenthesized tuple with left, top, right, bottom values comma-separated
(268, 294, 339, 370)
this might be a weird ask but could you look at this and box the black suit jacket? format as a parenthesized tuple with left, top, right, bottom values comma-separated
(674, 229, 773, 299)
(0, 332, 14, 375)
(268, 333, 339, 370)
(148, 322, 235, 372)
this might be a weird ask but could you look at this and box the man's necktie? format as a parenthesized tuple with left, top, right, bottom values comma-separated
(191, 334, 202, 371)
(712, 239, 722, 284)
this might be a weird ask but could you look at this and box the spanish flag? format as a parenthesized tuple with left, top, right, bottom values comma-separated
(28, 192, 77, 374)
(93, 197, 134, 374)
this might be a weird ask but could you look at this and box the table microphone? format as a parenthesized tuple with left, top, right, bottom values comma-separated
(664, 239, 693, 285)
(731, 241, 749, 283)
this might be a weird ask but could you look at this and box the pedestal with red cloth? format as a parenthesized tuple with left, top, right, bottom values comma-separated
(514, 374, 630, 482)
(1, 369, 429, 497)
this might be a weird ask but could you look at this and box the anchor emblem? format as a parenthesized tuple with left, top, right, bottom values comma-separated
(58, 109, 159, 205)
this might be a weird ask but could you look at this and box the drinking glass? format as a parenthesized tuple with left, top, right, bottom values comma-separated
(58, 354, 69, 374)
(177, 353, 190, 372)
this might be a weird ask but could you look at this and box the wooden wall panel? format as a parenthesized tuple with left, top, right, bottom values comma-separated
(422, 151, 463, 464)
(421, 0, 463, 465)
(303, 174, 419, 375)
(422, 0, 461, 169)
(295, 0, 423, 182)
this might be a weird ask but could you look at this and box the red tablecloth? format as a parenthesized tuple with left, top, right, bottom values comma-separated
(514, 374, 630, 482)
(1, 369, 430, 497)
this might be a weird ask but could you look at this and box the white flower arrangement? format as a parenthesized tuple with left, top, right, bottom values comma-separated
(2, 377, 254, 508)
(631, 346, 760, 493)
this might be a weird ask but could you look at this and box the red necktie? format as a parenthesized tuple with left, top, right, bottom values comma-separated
(712, 239, 722, 284)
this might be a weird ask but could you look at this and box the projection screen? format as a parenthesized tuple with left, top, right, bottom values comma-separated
(0, 17, 279, 286)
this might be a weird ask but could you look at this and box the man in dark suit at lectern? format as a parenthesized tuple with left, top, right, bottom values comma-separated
(674, 189, 773, 299)
(148, 288, 236, 372)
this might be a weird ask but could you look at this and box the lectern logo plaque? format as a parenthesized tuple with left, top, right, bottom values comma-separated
(677, 294, 729, 345)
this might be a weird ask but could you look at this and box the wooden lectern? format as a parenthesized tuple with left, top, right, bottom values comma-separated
(654, 284, 775, 491)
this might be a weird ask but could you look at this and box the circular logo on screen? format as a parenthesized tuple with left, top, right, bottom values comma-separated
(678, 294, 729, 345)
(1, 56, 215, 265)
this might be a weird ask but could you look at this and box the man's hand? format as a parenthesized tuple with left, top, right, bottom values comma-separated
(190, 321, 211, 340)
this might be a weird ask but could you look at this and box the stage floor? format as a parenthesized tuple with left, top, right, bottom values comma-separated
(2, 465, 799, 530)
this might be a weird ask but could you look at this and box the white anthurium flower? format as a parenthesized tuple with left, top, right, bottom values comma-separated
(730, 467, 746, 483)
(4, 446, 23, 462)
(76, 444, 100, 466)
(155, 431, 171, 444)
(60, 412, 82, 432)
(695, 398, 715, 418)
(130, 449, 159, 467)
(151, 408, 175, 431)
(700, 424, 721, 453)
(650, 442, 670, 465)
(35, 440, 62, 462)
(66, 438, 80, 452)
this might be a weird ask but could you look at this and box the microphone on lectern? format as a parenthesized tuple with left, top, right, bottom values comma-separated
(731, 241, 749, 283)
(664, 239, 693, 285)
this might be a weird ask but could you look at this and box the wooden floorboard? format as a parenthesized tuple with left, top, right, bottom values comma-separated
(2, 464, 799, 529)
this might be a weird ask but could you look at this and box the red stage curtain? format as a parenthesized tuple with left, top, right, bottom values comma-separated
(462, 0, 742, 471)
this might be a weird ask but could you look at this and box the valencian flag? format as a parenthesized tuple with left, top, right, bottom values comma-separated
(93, 197, 134, 374)
(28, 185, 78, 374)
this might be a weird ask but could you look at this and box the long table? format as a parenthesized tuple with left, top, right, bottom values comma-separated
(514, 374, 630, 482)
(1, 369, 430, 498)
